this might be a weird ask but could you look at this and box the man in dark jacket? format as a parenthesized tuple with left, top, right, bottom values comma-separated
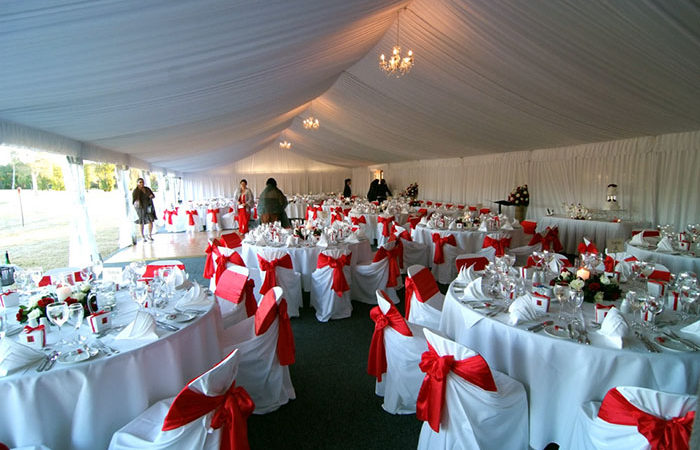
(258, 178, 290, 227)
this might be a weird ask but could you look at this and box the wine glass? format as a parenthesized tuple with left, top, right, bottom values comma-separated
(128, 261, 146, 286)
(570, 290, 585, 312)
(46, 302, 69, 347)
(553, 282, 571, 323)
(92, 257, 104, 281)
(0, 309, 8, 340)
(131, 281, 150, 311)
(28, 267, 44, 289)
(644, 296, 664, 331)
(68, 303, 85, 345)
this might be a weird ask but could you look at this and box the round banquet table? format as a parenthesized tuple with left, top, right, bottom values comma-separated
(241, 239, 373, 291)
(0, 293, 222, 450)
(285, 200, 308, 219)
(536, 216, 649, 254)
(412, 225, 527, 266)
(625, 242, 700, 274)
(438, 285, 700, 449)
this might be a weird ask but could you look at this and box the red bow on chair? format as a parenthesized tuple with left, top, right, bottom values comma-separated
(185, 210, 198, 226)
(578, 239, 598, 255)
(404, 269, 439, 320)
(203, 241, 219, 279)
(416, 344, 497, 432)
(373, 245, 402, 287)
(408, 216, 422, 229)
(306, 206, 316, 220)
(597, 388, 695, 450)
(482, 236, 511, 257)
(257, 254, 294, 295)
(255, 292, 295, 365)
(215, 270, 257, 318)
(367, 298, 413, 382)
(435, 202, 443, 208)
(446, 204, 453, 208)
(426, 201, 433, 206)
(215, 250, 246, 285)
(208, 208, 220, 224)
(162, 382, 255, 450)
(163, 210, 177, 225)
(330, 212, 343, 224)
(529, 227, 563, 252)
(417, 208, 428, 217)
(351, 216, 367, 226)
(317, 253, 352, 297)
(432, 233, 457, 264)
(377, 216, 394, 238)
(395, 228, 412, 241)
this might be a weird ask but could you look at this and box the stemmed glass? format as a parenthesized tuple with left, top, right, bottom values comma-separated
(570, 290, 585, 314)
(28, 267, 44, 290)
(92, 257, 104, 281)
(0, 308, 8, 340)
(644, 296, 664, 331)
(46, 302, 70, 347)
(553, 282, 571, 324)
(67, 303, 85, 346)
(131, 281, 150, 311)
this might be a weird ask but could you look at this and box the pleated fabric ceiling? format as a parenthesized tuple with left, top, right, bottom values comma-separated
(1, 0, 700, 173)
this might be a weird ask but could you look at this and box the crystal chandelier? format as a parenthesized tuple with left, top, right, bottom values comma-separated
(303, 116, 320, 130)
(279, 140, 291, 150)
(379, 8, 414, 78)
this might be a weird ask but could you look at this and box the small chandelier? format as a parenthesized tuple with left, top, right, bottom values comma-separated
(279, 140, 292, 150)
(379, 8, 414, 78)
(303, 116, 320, 130)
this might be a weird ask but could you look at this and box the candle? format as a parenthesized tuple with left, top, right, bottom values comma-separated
(576, 267, 591, 281)
(56, 285, 73, 302)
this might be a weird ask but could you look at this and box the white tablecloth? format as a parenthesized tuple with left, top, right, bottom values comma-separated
(536, 216, 647, 254)
(625, 242, 700, 274)
(412, 226, 527, 266)
(0, 294, 222, 450)
(286, 201, 308, 219)
(439, 286, 700, 449)
(241, 240, 373, 291)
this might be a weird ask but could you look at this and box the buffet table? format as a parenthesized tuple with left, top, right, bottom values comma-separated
(625, 242, 700, 274)
(536, 216, 646, 254)
(439, 285, 700, 449)
(0, 294, 222, 450)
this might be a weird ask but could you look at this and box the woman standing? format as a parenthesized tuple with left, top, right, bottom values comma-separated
(343, 178, 352, 198)
(257, 178, 290, 227)
(233, 179, 255, 234)
(132, 177, 156, 242)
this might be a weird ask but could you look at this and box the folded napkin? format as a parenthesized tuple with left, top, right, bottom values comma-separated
(478, 221, 488, 232)
(629, 232, 647, 246)
(598, 307, 628, 349)
(455, 265, 477, 285)
(344, 233, 360, 244)
(680, 319, 700, 339)
(317, 233, 329, 247)
(448, 221, 457, 230)
(508, 294, 544, 325)
(285, 235, 295, 247)
(614, 260, 632, 282)
(656, 236, 674, 253)
(175, 282, 212, 309)
(501, 221, 514, 230)
(0, 339, 45, 376)
(461, 278, 487, 301)
(255, 236, 267, 247)
(115, 311, 159, 341)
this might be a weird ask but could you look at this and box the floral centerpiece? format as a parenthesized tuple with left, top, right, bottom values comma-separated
(550, 270, 621, 303)
(508, 184, 529, 206)
(16, 283, 93, 323)
(400, 182, 419, 204)
(563, 202, 591, 220)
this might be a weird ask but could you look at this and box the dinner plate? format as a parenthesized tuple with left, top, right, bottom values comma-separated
(58, 347, 99, 364)
(654, 336, 690, 352)
(166, 312, 198, 323)
(544, 325, 569, 339)
(466, 301, 499, 312)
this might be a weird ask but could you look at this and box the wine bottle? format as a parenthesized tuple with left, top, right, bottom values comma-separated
(4, 251, 9, 264)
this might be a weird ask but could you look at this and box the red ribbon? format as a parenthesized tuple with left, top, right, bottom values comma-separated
(377, 216, 394, 237)
(455, 256, 489, 272)
(417, 208, 428, 217)
(163, 209, 177, 225)
(255, 293, 295, 365)
(23, 324, 45, 333)
(208, 208, 220, 224)
(446, 204, 453, 208)
(306, 206, 321, 220)
(408, 216, 422, 229)
(203, 240, 220, 279)
(317, 253, 352, 297)
(257, 254, 294, 295)
(416, 344, 497, 432)
(215, 251, 246, 285)
(162, 382, 255, 450)
(529, 227, 563, 252)
(435, 202, 443, 208)
(479, 208, 491, 214)
(373, 246, 402, 287)
(219, 233, 242, 249)
(482, 236, 511, 257)
(351, 216, 367, 226)
(367, 297, 413, 382)
(185, 210, 198, 226)
(468, 206, 477, 212)
(426, 201, 433, 206)
(404, 268, 440, 320)
(432, 233, 457, 264)
(578, 240, 598, 254)
(330, 212, 343, 224)
(597, 388, 695, 450)
(457, 205, 465, 210)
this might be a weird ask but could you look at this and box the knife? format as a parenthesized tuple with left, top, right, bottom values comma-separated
(156, 321, 180, 332)
(663, 332, 700, 351)
(635, 331, 659, 353)
(527, 320, 553, 332)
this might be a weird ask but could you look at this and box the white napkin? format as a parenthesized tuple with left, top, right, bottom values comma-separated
(508, 294, 544, 325)
(0, 339, 45, 376)
(461, 278, 487, 301)
(344, 233, 360, 244)
(680, 319, 700, 339)
(448, 221, 457, 230)
(656, 236, 674, 253)
(255, 236, 267, 247)
(419, 216, 428, 226)
(501, 221, 514, 230)
(175, 282, 212, 310)
(285, 235, 295, 247)
(614, 260, 632, 283)
(478, 221, 488, 232)
(630, 232, 647, 246)
(115, 311, 159, 341)
(455, 265, 477, 285)
(598, 307, 628, 349)
(317, 233, 329, 247)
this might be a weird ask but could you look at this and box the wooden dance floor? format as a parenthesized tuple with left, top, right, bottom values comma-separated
(105, 230, 235, 263)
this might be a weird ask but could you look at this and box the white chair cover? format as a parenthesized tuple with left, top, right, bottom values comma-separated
(351, 241, 402, 305)
(568, 386, 697, 450)
(257, 248, 302, 318)
(108, 349, 243, 450)
(219, 207, 236, 230)
(310, 248, 353, 322)
(417, 329, 529, 450)
(374, 290, 428, 415)
(207, 245, 243, 292)
(205, 205, 221, 232)
(215, 264, 256, 328)
(431, 238, 461, 284)
(405, 265, 445, 330)
(393, 226, 430, 271)
(219, 287, 296, 414)
(455, 247, 496, 273)
(507, 243, 543, 267)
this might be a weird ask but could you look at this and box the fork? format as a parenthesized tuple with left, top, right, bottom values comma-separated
(665, 330, 700, 351)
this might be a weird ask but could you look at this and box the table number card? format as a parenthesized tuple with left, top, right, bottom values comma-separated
(102, 267, 123, 287)
(606, 238, 625, 253)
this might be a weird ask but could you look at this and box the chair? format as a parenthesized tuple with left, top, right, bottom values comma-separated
(219, 287, 296, 414)
(507, 243, 543, 267)
(142, 260, 186, 280)
(529, 226, 564, 253)
(108, 349, 253, 450)
(568, 386, 696, 450)
(482, 232, 512, 257)
(376, 216, 395, 248)
(405, 265, 444, 330)
(520, 220, 537, 235)
(204, 242, 245, 292)
(368, 290, 428, 414)
(256, 249, 302, 317)
(430, 232, 460, 284)
(310, 249, 353, 322)
(351, 240, 403, 305)
(206, 206, 221, 232)
(417, 329, 529, 450)
(215, 264, 258, 328)
(455, 247, 496, 272)
(392, 225, 429, 271)
(184, 207, 202, 232)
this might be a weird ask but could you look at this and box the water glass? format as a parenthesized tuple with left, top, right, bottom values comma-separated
(68, 303, 85, 345)
(553, 282, 571, 323)
(46, 302, 69, 346)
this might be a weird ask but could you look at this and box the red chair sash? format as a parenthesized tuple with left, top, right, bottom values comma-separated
(578, 240, 598, 254)
(446, 204, 453, 208)
(373, 246, 402, 288)
(457, 205, 465, 210)
(185, 210, 198, 226)
(456, 256, 489, 272)
(482, 236, 511, 257)
(377, 216, 394, 237)
(468, 206, 477, 212)
(408, 216, 422, 229)
(529, 227, 563, 252)
(597, 388, 695, 450)
(432, 233, 457, 264)
(257, 254, 294, 295)
(351, 216, 367, 226)
(162, 382, 255, 450)
(330, 212, 343, 224)
(203, 241, 222, 279)
(163, 209, 177, 225)
(214, 270, 257, 318)
(435, 202, 443, 207)
(417, 208, 428, 217)
(416, 344, 497, 432)
(479, 208, 490, 214)
(404, 268, 440, 320)
(317, 253, 352, 297)
(220, 233, 242, 249)
(142, 263, 185, 279)
(215, 251, 246, 285)
(208, 208, 220, 224)
(521, 220, 537, 235)
(367, 299, 413, 382)
(255, 293, 295, 365)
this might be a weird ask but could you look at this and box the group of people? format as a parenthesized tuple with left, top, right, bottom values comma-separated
(131, 176, 390, 241)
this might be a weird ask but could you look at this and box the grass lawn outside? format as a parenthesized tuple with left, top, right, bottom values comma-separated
(0, 189, 124, 270)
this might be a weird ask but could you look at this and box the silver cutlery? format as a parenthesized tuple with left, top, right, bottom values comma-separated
(6, 326, 24, 337)
(36, 352, 54, 372)
(43, 352, 60, 371)
(567, 324, 576, 340)
(663, 331, 699, 351)
(635, 331, 660, 353)
(527, 320, 553, 333)
(37, 351, 60, 372)
(155, 320, 180, 332)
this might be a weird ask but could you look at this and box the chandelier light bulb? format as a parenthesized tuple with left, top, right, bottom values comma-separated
(378, 9, 414, 78)
(303, 116, 320, 130)
(279, 140, 292, 149)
